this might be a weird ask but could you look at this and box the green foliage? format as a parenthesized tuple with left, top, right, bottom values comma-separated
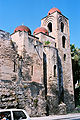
(45, 40, 50, 45)
(71, 44, 80, 106)
(71, 44, 80, 62)
(33, 99, 38, 108)
(70, 44, 80, 70)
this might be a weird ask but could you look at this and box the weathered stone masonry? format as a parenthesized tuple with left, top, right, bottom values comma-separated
(0, 32, 46, 116)
(0, 8, 75, 116)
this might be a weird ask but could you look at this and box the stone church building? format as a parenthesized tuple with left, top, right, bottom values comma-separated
(0, 8, 75, 116)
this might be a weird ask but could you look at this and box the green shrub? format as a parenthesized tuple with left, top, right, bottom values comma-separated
(45, 40, 50, 45)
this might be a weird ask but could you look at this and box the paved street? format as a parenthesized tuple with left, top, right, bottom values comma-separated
(31, 113, 80, 120)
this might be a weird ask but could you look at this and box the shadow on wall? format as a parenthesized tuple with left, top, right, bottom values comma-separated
(45, 52, 75, 115)
(63, 88, 75, 113)
(46, 84, 75, 115)
(57, 52, 64, 104)
(57, 52, 74, 113)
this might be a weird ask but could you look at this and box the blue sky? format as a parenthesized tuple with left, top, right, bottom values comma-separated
(0, 0, 80, 47)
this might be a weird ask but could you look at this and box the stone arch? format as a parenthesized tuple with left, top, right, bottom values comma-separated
(47, 22, 52, 33)
(42, 16, 54, 26)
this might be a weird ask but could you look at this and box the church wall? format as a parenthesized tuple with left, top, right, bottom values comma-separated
(43, 46, 59, 114)
(11, 31, 26, 56)
(43, 47, 58, 95)
(23, 39, 43, 83)
(34, 32, 55, 47)
(11, 31, 44, 84)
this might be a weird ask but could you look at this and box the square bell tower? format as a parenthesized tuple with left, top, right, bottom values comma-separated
(41, 8, 75, 112)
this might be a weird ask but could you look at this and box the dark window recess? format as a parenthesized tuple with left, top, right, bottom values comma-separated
(31, 66, 33, 75)
(13, 111, 27, 120)
(62, 36, 66, 48)
(64, 54, 66, 61)
(61, 22, 64, 32)
(0, 111, 11, 120)
(48, 22, 52, 32)
(55, 43, 56, 47)
(54, 65, 56, 77)
(43, 52, 47, 97)
(13, 60, 16, 72)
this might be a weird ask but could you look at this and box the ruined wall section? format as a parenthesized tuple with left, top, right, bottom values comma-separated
(0, 30, 10, 40)
(0, 30, 46, 116)
(0, 34, 17, 82)
(0, 80, 46, 116)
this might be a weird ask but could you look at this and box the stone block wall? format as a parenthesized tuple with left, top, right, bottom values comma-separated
(0, 80, 46, 117)
(0, 32, 46, 116)
(0, 37, 17, 81)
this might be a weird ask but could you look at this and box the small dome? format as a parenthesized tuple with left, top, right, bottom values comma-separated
(14, 25, 31, 34)
(33, 27, 49, 35)
(48, 8, 61, 15)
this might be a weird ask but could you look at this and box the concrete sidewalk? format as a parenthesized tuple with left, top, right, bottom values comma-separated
(31, 113, 80, 120)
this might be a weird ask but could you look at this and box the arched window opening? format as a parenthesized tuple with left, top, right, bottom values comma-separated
(62, 36, 66, 48)
(61, 22, 64, 32)
(13, 59, 16, 72)
(31, 66, 33, 75)
(54, 65, 56, 77)
(55, 43, 56, 48)
(48, 22, 52, 33)
(64, 54, 66, 61)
